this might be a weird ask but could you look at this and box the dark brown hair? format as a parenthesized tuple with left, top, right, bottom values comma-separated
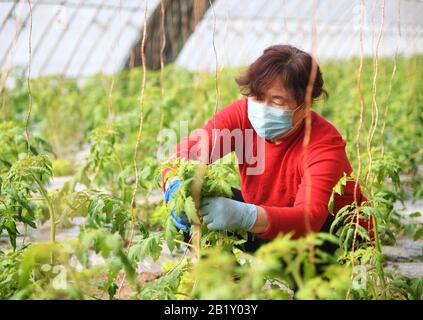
(236, 44, 328, 105)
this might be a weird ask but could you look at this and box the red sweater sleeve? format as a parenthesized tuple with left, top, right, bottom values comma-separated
(161, 100, 243, 189)
(257, 137, 348, 239)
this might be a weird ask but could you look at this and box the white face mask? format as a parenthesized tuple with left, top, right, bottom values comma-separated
(247, 97, 303, 140)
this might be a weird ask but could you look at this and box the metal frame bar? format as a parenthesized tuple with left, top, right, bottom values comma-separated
(0, 1, 18, 34)
(21, 0, 67, 76)
(36, 0, 88, 76)
(0, 0, 41, 69)
(58, 0, 107, 76)
(98, 9, 139, 76)
(0, 0, 139, 11)
(75, 4, 121, 77)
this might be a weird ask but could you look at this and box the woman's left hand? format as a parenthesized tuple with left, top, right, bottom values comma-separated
(199, 197, 258, 231)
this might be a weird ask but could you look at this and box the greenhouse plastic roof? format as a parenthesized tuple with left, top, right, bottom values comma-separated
(175, 0, 423, 71)
(1, 0, 422, 79)
(0, 0, 159, 78)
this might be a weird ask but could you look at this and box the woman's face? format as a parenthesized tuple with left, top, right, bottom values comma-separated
(254, 78, 306, 140)
(260, 79, 299, 111)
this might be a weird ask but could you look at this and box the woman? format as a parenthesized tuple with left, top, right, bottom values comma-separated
(163, 44, 368, 252)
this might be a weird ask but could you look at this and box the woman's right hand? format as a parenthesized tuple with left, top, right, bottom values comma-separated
(164, 179, 191, 232)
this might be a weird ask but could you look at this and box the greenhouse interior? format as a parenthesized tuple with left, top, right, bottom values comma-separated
(0, 0, 422, 302)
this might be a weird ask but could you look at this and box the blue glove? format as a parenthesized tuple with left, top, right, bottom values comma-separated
(199, 197, 257, 231)
(164, 179, 191, 232)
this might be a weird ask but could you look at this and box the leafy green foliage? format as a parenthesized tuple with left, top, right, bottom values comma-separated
(85, 193, 130, 239)
(52, 159, 75, 177)
(161, 159, 248, 250)
(0, 121, 52, 174)
(128, 233, 162, 263)
(0, 247, 25, 299)
(0, 56, 421, 300)
(138, 258, 189, 300)
(0, 154, 53, 249)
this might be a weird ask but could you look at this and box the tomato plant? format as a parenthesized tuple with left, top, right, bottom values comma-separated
(0, 56, 421, 300)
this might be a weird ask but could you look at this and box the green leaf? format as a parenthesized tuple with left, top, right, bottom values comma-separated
(165, 217, 177, 252)
(356, 224, 370, 241)
(328, 192, 335, 214)
(344, 228, 354, 252)
(316, 232, 339, 245)
(184, 196, 200, 225)
(413, 227, 423, 241)
(409, 212, 422, 218)
(5, 220, 18, 250)
(128, 235, 162, 263)
(410, 278, 423, 300)
(330, 205, 354, 234)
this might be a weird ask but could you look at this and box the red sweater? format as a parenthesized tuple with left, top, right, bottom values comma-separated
(163, 98, 368, 239)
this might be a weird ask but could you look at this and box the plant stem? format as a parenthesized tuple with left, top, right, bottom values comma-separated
(192, 225, 201, 262)
(33, 176, 55, 243)
(372, 215, 387, 298)
(174, 239, 195, 249)
(189, 164, 207, 297)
